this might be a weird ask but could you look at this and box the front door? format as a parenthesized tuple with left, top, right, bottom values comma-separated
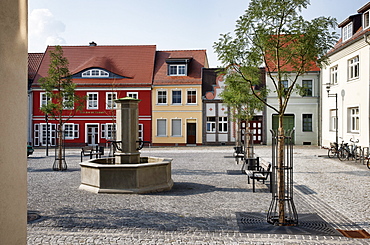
(249, 120, 263, 144)
(186, 123, 196, 145)
(87, 125, 99, 146)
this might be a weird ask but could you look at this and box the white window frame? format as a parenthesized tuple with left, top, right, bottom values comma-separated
(206, 117, 216, 133)
(171, 90, 182, 105)
(342, 22, 353, 42)
(106, 92, 117, 109)
(330, 66, 338, 84)
(40, 92, 50, 107)
(101, 123, 116, 140)
(349, 107, 360, 133)
(82, 69, 109, 77)
(157, 90, 167, 105)
(186, 90, 197, 104)
(63, 123, 79, 140)
(127, 92, 138, 99)
(63, 95, 74, 110)
(157, 119, 167, 136)
(138, 124, 143, 141)
(330, 109, 337, 132)
(364, 10, 370, 29)
(218, 117, 228, 133)
(348, 56, 359, 80)
(168, 64, 187, 76)
(87, 92, 98, 109)
(171, 118, 182, 137)
(34, 123, 56, 146)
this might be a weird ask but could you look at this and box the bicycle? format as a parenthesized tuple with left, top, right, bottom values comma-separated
(367, 157, 370, 169)
(327, 142, 339, 158)
(337, 138, 361, 161)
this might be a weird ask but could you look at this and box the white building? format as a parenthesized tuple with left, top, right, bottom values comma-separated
(321, 2, 370, 148)
(265, 71, 320, 145)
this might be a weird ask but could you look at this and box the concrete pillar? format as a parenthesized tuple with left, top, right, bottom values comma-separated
(0, 0, 28, 244)
(115, 97, 141, 164)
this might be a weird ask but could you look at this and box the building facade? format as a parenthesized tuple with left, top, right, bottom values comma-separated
(321, 2, 370, 148)
(152, 50, 208, 146)
(265, 70, 320, 145)
(202, 68, 236, 145)
(31, 44, 156, 147)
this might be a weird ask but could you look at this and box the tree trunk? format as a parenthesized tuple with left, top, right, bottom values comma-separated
(277, 116, 285, 225)
(58, 124, 63, 171)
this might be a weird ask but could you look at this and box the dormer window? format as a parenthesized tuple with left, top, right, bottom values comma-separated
(342, 22, 353, 41)
(166, 58, 191, 76)
(82, 69, 109, 77)
(169, 64, 187, 76)
(364, 11, 370, 29)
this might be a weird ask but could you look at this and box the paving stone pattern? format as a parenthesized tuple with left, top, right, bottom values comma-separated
(27, 146, 370, 244)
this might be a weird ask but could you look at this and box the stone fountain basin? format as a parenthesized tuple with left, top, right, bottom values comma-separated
(79, 157, 173, 194)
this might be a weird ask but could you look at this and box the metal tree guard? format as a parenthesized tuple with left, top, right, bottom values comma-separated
(267, 129, 298, 226)
(52, 130, 67, 171)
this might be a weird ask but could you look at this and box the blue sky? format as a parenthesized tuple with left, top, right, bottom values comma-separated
(28, 0, 370, 67)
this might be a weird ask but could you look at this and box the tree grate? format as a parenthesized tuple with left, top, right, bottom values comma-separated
(236, 212, 342, 236)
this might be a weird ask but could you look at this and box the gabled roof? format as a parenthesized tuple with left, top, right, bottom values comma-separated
(28, 53, 44, 80)
(153, 50, 208, 85)
(33, 45, 156, 86)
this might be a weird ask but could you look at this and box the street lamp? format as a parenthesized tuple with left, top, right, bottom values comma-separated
(326, 83, 338, 150)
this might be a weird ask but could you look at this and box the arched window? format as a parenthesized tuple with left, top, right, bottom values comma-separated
(82, 69, 109, 77)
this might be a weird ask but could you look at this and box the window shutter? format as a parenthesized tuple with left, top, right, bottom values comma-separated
(101, 124, 106, 139)
(34, 124, 40, 146)
(74, 124, 79, 139)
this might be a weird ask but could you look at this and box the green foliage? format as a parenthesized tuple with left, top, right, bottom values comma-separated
(214, 0, 338, 117)
(39, 46, 85, 123)
(219, 69, 266, 122)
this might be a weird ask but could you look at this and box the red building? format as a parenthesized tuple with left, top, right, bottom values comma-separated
(30, 43, 156, 147)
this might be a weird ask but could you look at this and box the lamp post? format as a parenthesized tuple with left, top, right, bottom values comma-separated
(326, 84, 338, 150)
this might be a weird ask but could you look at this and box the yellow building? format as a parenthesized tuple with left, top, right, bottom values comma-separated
(152, 50, 208, 146)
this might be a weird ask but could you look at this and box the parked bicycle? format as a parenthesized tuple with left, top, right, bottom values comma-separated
(337, 138, 361, 161)
(367, 157, 370, 169)
(327, 142, 339, 158)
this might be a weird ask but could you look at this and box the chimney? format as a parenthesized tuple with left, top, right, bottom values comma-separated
(89, 41, 97, 47)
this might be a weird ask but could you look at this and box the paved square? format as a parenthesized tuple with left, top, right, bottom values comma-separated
(27, 146, 370, 244)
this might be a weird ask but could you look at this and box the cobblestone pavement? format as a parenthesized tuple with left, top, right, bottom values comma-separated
(27, 146, 370, 244)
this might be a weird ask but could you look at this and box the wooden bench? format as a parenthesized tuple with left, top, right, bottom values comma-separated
(81, 146, 103, 162)
(245, 163, 272, 192)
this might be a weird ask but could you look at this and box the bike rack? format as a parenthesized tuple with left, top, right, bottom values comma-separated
(361, 147, 369, 165)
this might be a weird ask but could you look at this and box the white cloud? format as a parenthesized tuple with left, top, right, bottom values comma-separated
(28, 9, 66, 52)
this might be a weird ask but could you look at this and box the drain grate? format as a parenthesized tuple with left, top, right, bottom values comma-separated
(237, 212, 342, 236)
(337, 229, 370, 239)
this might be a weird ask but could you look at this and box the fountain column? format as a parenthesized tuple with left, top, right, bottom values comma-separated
(114, 97, 140, 164)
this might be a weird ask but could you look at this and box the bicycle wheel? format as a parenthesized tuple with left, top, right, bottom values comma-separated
(338, 149, 349, 161)
(367, 159, 370, 169)
(328, 148, 336, 158)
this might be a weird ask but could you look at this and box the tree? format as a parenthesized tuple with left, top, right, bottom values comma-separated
(219, 68, 265, 158)
(39, 46, 85, 171)
(214, 0, 338, 225)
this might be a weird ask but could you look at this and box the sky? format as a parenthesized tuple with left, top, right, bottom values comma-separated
(28, 0, 370, 68)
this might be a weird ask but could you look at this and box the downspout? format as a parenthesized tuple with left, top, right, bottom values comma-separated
(317, 72, 321, 147)
(365, 33, 370, 149)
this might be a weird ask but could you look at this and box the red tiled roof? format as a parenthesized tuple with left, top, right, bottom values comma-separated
(28, 53, 44, 80)
(153, 50, 208, 85)
(33, 45, 156, 86)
